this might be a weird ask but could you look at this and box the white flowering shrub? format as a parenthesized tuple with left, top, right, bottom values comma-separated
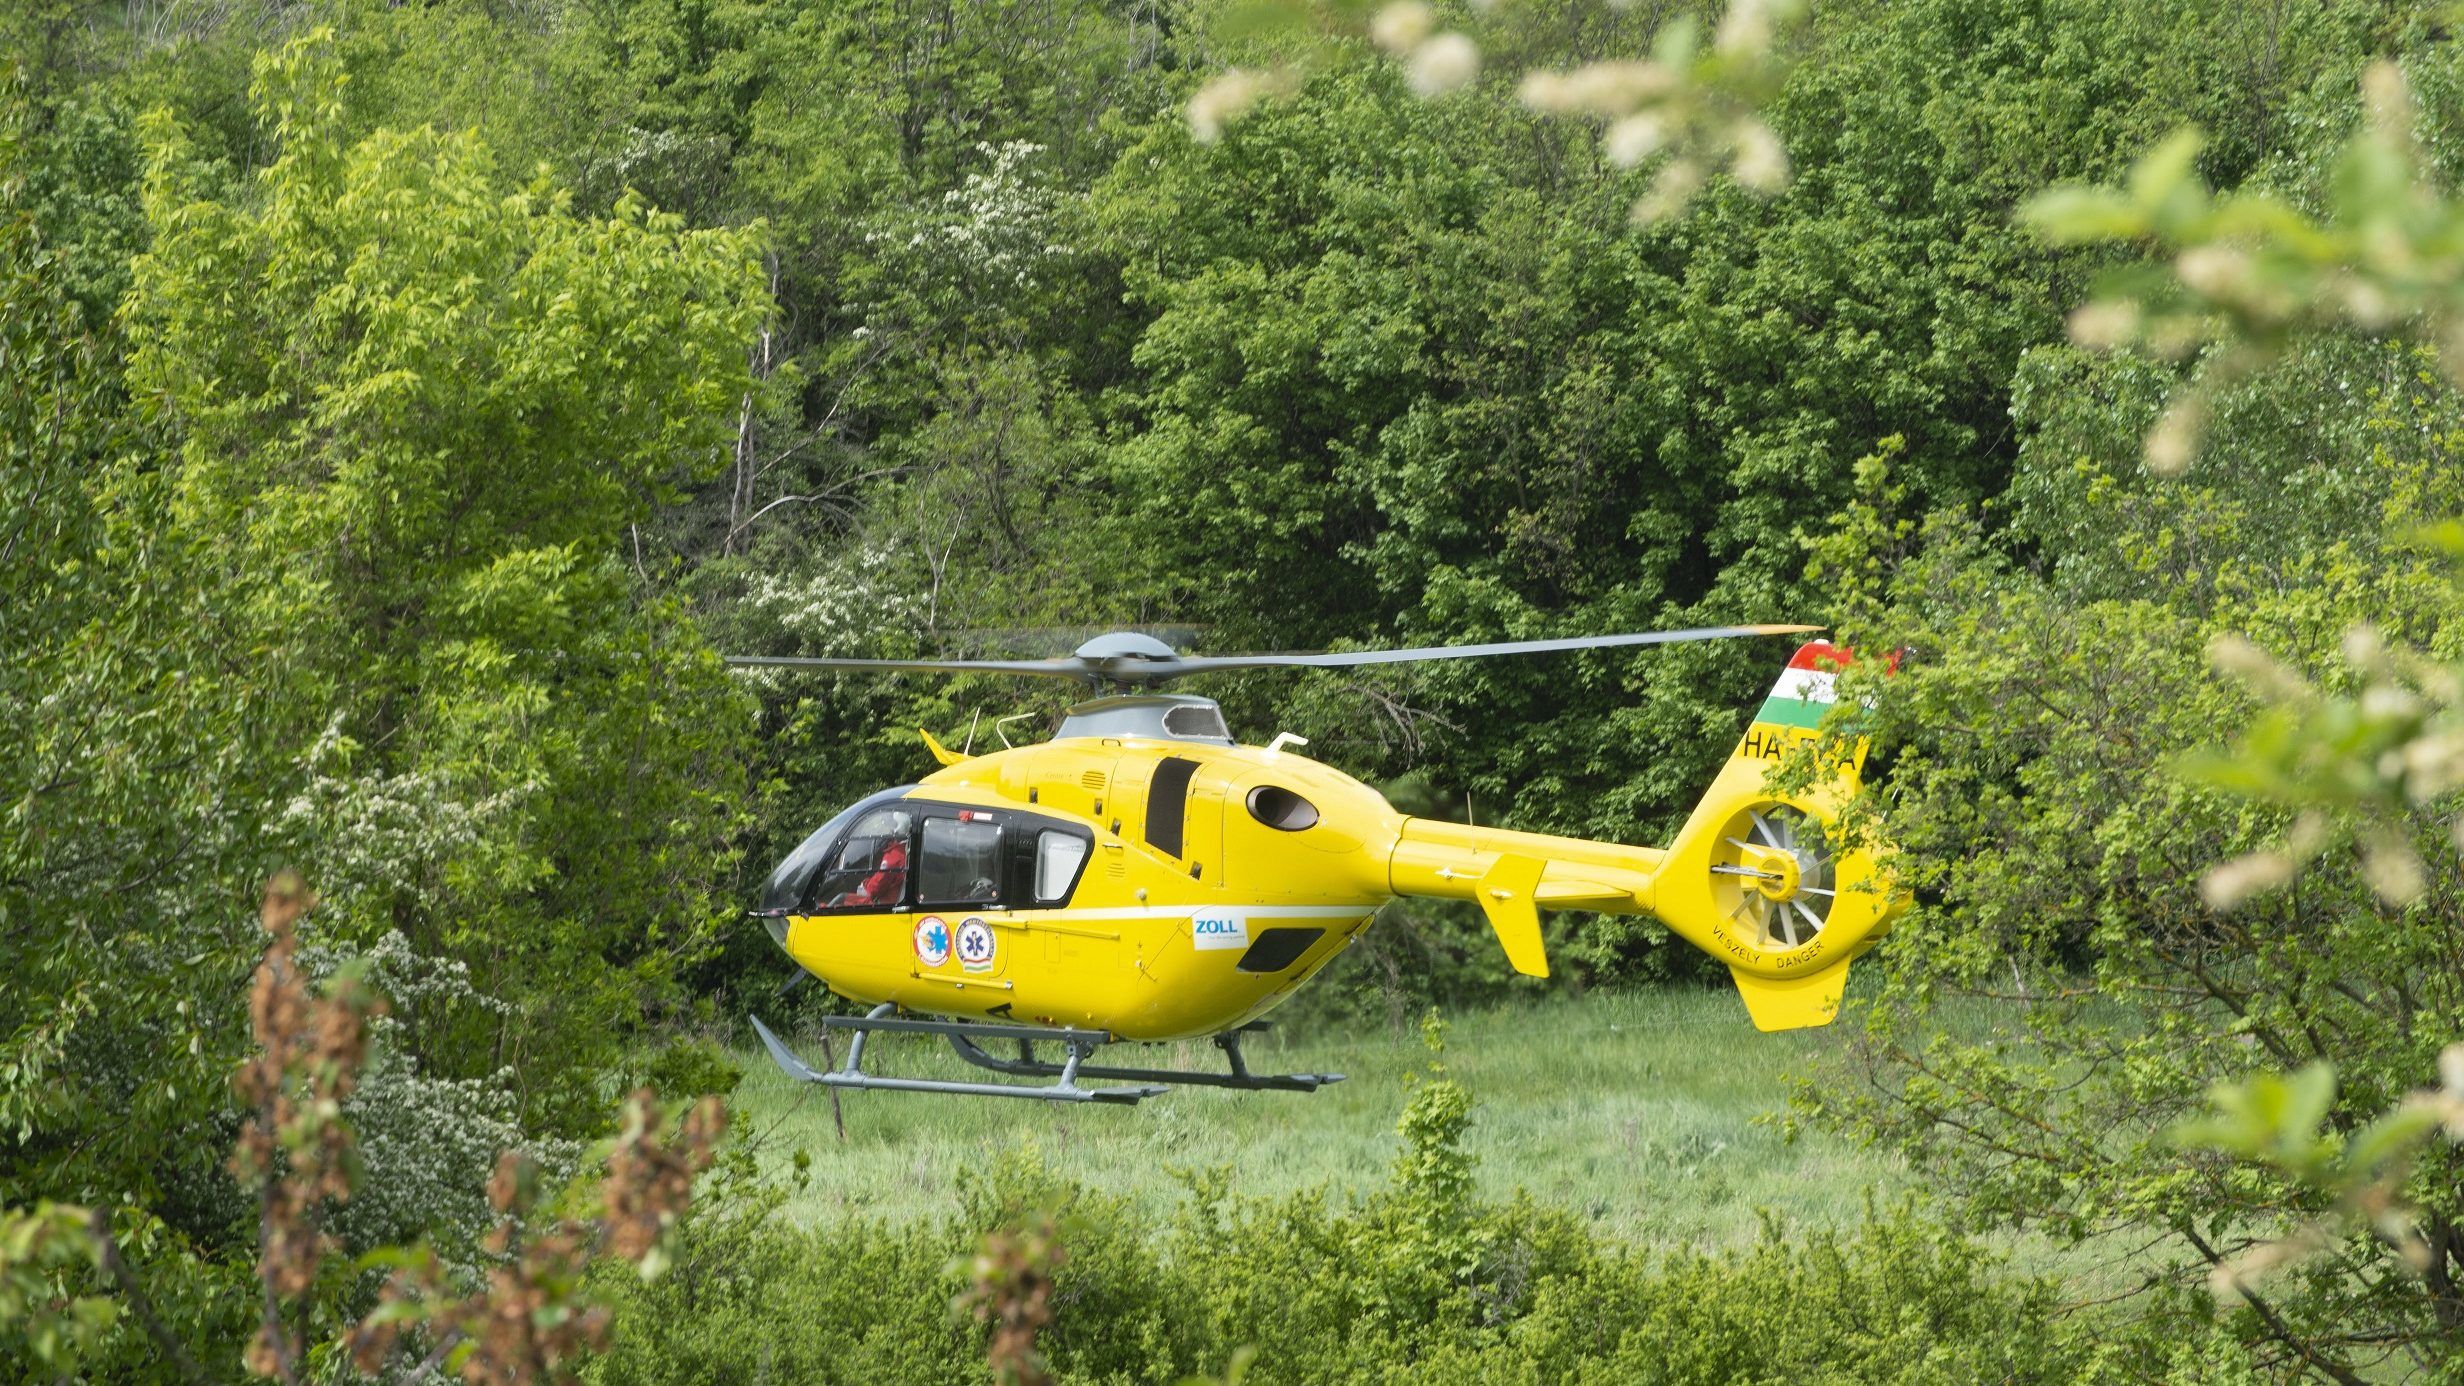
(728, 541, 931, 695)
(583, 124, 732, 210)
(860, 140, 1074, 321)
(298, 931, 580, 1268)
(274, 716, 543, 932)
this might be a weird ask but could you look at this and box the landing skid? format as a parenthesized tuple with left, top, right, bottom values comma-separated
(946, 1027, 1342, 1093)
(748, 1005, 1344, 1105)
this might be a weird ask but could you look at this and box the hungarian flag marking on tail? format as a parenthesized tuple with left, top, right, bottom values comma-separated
(1752, 642, 1851, 731)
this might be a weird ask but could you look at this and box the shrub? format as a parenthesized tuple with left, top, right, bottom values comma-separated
(583, 1038, 2126, 1384)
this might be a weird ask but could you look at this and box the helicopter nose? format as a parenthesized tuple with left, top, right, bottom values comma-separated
(748, 907, 790, 949)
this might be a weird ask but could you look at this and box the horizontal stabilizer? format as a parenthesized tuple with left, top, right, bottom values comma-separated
(1728, 961, 1851, 1032)
(1476, 853, 1550, 977)
(1533, 878, 1632, 908)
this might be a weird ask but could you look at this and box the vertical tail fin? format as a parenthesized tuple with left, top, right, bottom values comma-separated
(1734, 639, 1872, 783)
(1656, 640, 1900, 1031)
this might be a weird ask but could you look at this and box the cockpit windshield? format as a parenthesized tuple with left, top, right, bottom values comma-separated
(757, 787, 915, 912)
(812, 807, 916, 910)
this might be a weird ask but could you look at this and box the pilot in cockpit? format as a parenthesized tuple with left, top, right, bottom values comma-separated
(847, 835, 907, 907)
(817, 808, 913, 908)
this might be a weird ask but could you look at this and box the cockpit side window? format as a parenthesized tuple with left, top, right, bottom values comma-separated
(918, 814, 1005, 907)
(1032, 831, 1090, 904)
(810, 808, 915, 912)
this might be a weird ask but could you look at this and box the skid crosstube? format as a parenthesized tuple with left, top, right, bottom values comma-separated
(748, 1007, 1343, 1105)
(945, 1031, 1341, 1092)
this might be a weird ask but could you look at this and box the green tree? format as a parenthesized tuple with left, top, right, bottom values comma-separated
(1801, 332, 2464, 1376)
(1075, 0, 2337, 872)
(0, 53, 274, 1373)
(123, 30, 770, 1125)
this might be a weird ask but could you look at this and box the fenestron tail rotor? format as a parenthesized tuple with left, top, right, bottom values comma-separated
(726, 624, 1822, 690)
(1633, 638, 1901, 1032)
(1709, 804, 1837, 950)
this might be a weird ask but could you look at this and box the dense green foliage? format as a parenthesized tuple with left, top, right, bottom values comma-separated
(1, 54, 276, 1373)
(584, 1056, 2179, 1385)
(5, 19, 771, 1375)
(128, 33, 770, 1129)
(8, 0, 2464, 1376)
(1807, 336, 2464, 1375)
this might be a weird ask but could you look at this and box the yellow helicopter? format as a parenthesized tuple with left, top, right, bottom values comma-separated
(738, 627, 1900, 1103)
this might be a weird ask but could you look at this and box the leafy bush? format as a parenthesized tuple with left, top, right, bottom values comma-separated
(583, 1036, 2126, 1385)
(1805, 336, 2464, 1373)
(120, 29, 770, 1134)
(303, 932, 584, 1268)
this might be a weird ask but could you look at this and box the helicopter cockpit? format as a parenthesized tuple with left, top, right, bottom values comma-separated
(755, 784, 1097, 922)
(815, 806, 917, 908)
(757, 786, 915, 915)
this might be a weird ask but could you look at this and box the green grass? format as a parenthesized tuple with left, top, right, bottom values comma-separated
(728, 986, 1910, 1251)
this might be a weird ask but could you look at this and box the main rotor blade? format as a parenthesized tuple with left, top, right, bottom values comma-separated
(723, 654, 1093, 679)
(726, 623, 1819, 688)
(1163, 624, 1819, 675)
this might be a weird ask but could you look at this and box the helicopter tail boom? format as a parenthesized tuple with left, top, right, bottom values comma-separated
(1386, 820, 1665, 978)
(1385, 639, 1901, 1030)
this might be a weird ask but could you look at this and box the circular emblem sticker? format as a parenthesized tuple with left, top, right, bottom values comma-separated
(912, 915, 951, 967)
(956, 917, 997, 972)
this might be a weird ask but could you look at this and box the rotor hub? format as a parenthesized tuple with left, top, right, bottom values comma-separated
(1712, 804, 1837, 950)
(1747, 846, 1802, 901)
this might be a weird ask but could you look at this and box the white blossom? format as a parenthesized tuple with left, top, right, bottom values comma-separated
(869, 141, 1073, 295)
(1408, 34, 1482, 97)
(1370, 2, 1436, 56)
(299, 931, 579, 1272)
(275, 715, 543, 926)
(1189, 70, 1271, 143)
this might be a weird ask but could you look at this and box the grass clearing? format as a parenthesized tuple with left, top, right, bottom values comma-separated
(728, 986, 1914, 1251)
